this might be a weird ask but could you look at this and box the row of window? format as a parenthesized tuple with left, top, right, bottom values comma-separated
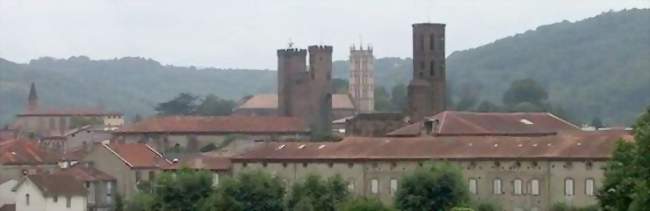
(468, 178, 595, 196)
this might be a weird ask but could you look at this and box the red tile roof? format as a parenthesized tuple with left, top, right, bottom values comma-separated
(0, 139, 60, 165)
(17, 107, 122, 117)
(103, 143, 171, 169)
(19, 174, 87, 196)
(235, 130, 631, 161)
(388, 111, 580, 137)
(164, 154, 231, 171)
(116, 116, 309, 134)
(54, 165, 116, 182)
(237, 94, 354, 110)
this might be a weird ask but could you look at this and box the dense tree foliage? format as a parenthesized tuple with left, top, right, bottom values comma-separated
(502, 78, 548, 108)
(395, 163, 469, 211)
(200, 170, 285, 211)
(125, 169, 213, 211)
(155, 93, 236, 116)
(338, 197, 394, 211)
(286, 174, 350, 211)
(598, 106, 650, 210)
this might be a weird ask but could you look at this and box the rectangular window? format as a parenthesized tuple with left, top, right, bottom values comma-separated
(390, 179, 398, 195)
(469, 179, 478, 195)
(66, 197, 71, 208)
(514, 179, 523, 195)
(585, 178, 595, 196)
(530, 179, 540, 195)
(149, 171, 155, 181)
(135, 171, 142, 182)
(53, 195, 58, 203)
(493, 179, 502, 195)
(213, 173, 220, 186)
(371, 179, 379, 194)
(565, 178, 575, 196)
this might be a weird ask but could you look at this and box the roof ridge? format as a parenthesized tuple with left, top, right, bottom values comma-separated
(103, 143, 134, 168)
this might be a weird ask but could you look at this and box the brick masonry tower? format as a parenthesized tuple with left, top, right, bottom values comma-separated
(277, 45, 333, 136)
(348, 45, 375, 113)
(407, 23, 446, 122)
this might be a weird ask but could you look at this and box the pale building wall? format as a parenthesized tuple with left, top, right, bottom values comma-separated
(15, 179, 46, 211)
(348, 47, 375, 113)
(0, 179, 17, 206)
(233, 159, 603, 210)
(102, 115, 124, 127)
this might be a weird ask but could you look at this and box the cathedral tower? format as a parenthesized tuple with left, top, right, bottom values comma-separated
(348, 45, 375, 113)
(407, 23, 446, 122)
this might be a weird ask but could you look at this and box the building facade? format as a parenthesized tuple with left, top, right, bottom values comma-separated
(13, 174, 88, 211)
(233, 131, 630, 210)
(348, 45, 375, 113)
(232, 94, 356, 121)
(277, 45, 334, 135)
(407, 23, 447, 122)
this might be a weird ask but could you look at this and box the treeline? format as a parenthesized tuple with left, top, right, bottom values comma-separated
(153, 93, 237, 117)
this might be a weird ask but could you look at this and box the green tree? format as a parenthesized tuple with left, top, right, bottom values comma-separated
(155, 93, 199, 115)
(374, 86, 392, 112)
(476, 101, 500, 112)
(114, 193, 125, 211)
(390, 83, 408, 112)
(195, 94, 237, 116)
(153, 169, 214, 211)
(598, 106, 650, 210)
(395, 162, 469, 211)
(286, 174, 350, 211)
(339, 197, 394, 211)
(502, 78, 548, 108)
(591, 117, 604, 129)
(331, 78, 349, 94)
(201, 171, 285, 211)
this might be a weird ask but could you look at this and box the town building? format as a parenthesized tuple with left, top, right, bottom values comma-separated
(348, 45, 375, 113)
(0, 179, 18, 208)
(113, 116, 309, 153)
(82, 143, 170, 199)
(54, 165, 117, 211)
(163, 154, 232, 187)
(13, 83, 124, 137)
(39, 125, 112, 156)
(232, 129, 631, 211)
(232, 94, 356, 120)
(345, 113, 408, 137)
(407, 23, 447, 122)
(0, 138, 60, 182)
(277, 45, 334, 135)
(13, 174, 88, 211)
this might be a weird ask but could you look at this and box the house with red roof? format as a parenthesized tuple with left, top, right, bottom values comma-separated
(54, 165, 117, 211)
(82, 143, 170, 199)
(13, 174, 87, 211)
(0, 139, 60, 182)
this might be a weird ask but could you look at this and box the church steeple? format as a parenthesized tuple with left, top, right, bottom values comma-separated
(27, 82, 38, 111)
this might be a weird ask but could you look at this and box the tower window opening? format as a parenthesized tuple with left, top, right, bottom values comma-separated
(430, 60, 436, 76)
(430, 34, 435, 50)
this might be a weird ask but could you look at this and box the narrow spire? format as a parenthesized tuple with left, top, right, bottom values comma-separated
(27, 82, 38, 111)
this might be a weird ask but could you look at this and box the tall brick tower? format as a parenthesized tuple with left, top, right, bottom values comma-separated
(348, 45, 375, 113)
(407, 23, 446, 122)
(277, 45, 333, 136)
(307, 45, 333, 135)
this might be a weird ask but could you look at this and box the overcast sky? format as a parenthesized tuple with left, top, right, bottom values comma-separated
(0, 0, 648, 69)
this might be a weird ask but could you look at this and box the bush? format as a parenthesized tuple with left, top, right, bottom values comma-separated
(339, 197, 394, 211)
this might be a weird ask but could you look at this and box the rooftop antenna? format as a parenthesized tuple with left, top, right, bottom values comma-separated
(288, 38, 294, 48)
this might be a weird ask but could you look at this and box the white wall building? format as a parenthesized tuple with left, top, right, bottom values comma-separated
(13, 174, 87, 211)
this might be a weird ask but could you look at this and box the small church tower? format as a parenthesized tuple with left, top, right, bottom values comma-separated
(407, 23, 446, 122)
(27, 82, 39, 112)
(348, 45, 375, 113)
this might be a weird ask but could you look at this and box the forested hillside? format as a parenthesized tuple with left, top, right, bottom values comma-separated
(1, 9, 648, 125)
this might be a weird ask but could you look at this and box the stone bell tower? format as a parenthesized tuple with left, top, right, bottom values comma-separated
(407, 23, 446, 122)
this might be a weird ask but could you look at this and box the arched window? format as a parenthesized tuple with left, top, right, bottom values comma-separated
(469, 178, 478, 194)
(390, 178, 398, 195)
(585, 178, 595, 196)
(565, 178, 575, 196)
(493, 178, 502, 194)
(371, 179, 379, 194)
(530, 179, 540, 195)
(513, 179, 523, 195)
(430, 60, 436, 76)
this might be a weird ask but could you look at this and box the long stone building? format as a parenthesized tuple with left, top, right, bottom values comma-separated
(232, 121, 631, 210)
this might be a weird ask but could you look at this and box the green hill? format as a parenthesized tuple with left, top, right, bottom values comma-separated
(1, 9, 648, 125)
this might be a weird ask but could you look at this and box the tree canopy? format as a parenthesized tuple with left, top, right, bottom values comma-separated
(155, 93, 236, 116)
(286, 174, 350, 211)
(395, 162, 469, 211)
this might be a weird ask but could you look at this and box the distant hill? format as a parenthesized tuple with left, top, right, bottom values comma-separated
(1, 9, 648, 125)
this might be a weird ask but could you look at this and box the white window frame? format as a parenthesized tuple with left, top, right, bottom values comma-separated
(513, 179, 523, 195)
(530, 179, 540, 195)
(213, 173, 220, 186)
(585, 178, 595, 196)
(469, 178, 478, 195)
(389, 178, 398, 195)
(371, 179, 379, 194)
(493, 178, 502, 195)
(565, 178, 575, 196)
